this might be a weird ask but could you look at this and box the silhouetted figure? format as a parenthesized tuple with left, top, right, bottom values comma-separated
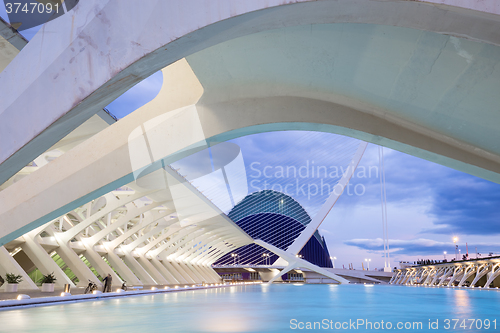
(103, 274, 112, 292)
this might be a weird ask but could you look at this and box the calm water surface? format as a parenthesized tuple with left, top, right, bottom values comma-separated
(1, 284, 499, 332)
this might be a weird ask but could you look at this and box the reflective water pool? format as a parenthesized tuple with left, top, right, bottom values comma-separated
(1, 284, 500, 332)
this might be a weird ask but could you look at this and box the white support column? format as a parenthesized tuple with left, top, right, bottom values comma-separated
(278, 143, 368, 263)
(121, 252, 157, 285)
(483, 264, 500, 288)
(170, 261, 197, 284)
(87, 201, 163, 246)
(51, 232, 102, 287)
(59, 191, 153, 243)
(255, 240, 349, 284)
(136, 255, 169, 285)
(417, 269, 430, 285)
(458, 265, 476, 287)
(471, 263, 490, 287)
(102, 244, 142, 285)
(149, 257, 180, 284)
(429, 268, 442, 285)
(177, 262, 202, 283)
(0, 246, 39, 290)
(161, 260, 189, 284)
(193, 264, 219, 283)
(409, 269, 419, 285)
(436, 267, 452, 286)
(423, 268, 437, 285)
(184, 262, 207, 283)
(447, 266, 465, 287)
(80, 242, 122, 287)
(389, 271, 400, 284)
(21, 229, 74, 287)
(401, 269, 416, 285)
(395, 269, 408, 284)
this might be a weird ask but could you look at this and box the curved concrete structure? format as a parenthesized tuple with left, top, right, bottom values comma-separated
(2, 0, 500, 184)
(1, 0, 500, 288)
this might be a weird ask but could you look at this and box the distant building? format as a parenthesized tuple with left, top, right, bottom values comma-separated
(399, 261, 413, 269)
(215, 190, 333, 267)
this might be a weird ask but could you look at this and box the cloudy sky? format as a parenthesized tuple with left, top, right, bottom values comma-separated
(106, 68, 500, 270)
(4, 7, 499, 271)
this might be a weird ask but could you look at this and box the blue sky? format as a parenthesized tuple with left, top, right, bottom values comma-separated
(224, 131, 500, 269)
(4, 6, 500, 271)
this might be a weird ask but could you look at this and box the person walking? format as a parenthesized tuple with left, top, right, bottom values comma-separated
(103, 274, 112, 292)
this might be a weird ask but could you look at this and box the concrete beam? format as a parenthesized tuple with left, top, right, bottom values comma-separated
(2, 0, 500, 184)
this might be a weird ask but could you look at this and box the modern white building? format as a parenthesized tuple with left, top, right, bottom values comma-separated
(1, 0, 500, 290)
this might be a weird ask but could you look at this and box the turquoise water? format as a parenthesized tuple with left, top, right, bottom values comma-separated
(1, 284, 500, 332)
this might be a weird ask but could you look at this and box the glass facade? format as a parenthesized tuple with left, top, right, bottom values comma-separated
(216, 190, 333, 267)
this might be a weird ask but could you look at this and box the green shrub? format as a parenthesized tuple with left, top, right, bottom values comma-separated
(38, 272, 57, 284)
(5, 273, 23, 284)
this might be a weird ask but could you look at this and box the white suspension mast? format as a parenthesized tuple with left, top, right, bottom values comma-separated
(379, 146, 390, 270)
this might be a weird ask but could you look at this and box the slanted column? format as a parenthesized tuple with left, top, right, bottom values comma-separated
(80, 241, 122, 287)
(437, 267, 454, 286)
(184, 262, 208, 283)
(483, 264, 500, 288)
(471, 264, 490, 287)
(423, 268, 436, 285)
(431, 267, 447, 285)
(397, 269, 410, 284)
(413, 268, 425, 285)
(402, 270, 413, 285)
(149, 257, 180, 284)
(136, 255, 169, 285)
(102, 244, 142, 286)
(418, 269, 430, 285)
(447, 266, 465, 286)
(121, 251, 157, 285)
(160, 260, 189, 284)
(0, 246, 38, 290)
(21, 228, 74, 287)
(193, 265, 220, 283)
(51, 232, 101, 287)
(458, 265, 476, 287)
(389, 271, 401, 284)
(169, 261, 196, 284)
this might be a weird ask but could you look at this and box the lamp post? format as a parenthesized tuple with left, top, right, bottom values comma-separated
(443, 251, 447, 261)
(365, 258, 371, 270)
(262, 253, 270, 265)
(453, 237, 458, 260)
(330, 256, 337, 268)
(232, 253, 238, 265)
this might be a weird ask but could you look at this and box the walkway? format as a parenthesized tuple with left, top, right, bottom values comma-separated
(0, 282, 257, 310)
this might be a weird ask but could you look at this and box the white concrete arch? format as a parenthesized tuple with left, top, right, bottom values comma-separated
(2, 0, 500, 288)
(2, 0, 500, 186)
(2, 3, 500, 246)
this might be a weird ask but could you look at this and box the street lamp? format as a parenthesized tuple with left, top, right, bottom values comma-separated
(231, 253, 239, 265)
(330, 256, 337, 268)
(365, 258, 371, 270)
(443, 251, 447, 260)
(262, 253, 270, 265)
(453, 237, 459, 260)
